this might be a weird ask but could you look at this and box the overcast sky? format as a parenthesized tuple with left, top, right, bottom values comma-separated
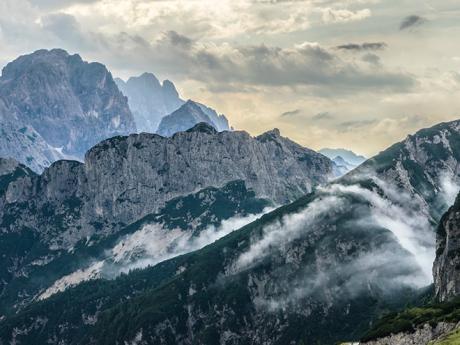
(1, 0, 459, 156)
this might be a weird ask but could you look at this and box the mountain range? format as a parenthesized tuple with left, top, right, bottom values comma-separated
(0, 121, 334, 316)
(1, 48, 460, 345)
(115, 73, 230, 135)
(0, 49, 231, 173)
(0, 49, 136, 172)
(319, 147, 367, 174)
(1, 117, 460, 343)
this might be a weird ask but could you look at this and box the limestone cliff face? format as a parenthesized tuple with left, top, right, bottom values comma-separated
(0, 49, 136, 171)
(433, 194, 460, 302)
(1, 123, 333, 249)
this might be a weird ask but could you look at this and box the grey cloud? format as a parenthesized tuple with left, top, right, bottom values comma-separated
(338, 119, 377, 131)
(32, 0, 98, 10)
(312, 112, 333, 121)
(400, 15, 427, 31)
(41, 13, 93, 50)
(188, 43, 415, 93)
(337, 42, 387, 51)
(362, 53, 381, 66)
(52, 28, 415, 95)
(163, 30, 193, 48)
(281, 109, 301, 117)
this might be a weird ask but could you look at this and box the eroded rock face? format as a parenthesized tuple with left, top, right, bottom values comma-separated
(434, 194, 460, 302)
(1, 123, 333, 249)
(0, 123, 332, 315)
(0, 49, 136, 171)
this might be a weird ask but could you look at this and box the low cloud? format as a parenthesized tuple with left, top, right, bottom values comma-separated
(232, 174, 437, 310)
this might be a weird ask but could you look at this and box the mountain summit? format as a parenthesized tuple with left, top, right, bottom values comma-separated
(116, 73, 230, 135)
(0, 49, 136, 171)
(115, 73, 184, 132)
(157, 100, 230, 136)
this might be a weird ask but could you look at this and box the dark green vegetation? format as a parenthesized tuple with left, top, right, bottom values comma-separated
(361, 297, 460, 341)
(0, 186, 427, 344)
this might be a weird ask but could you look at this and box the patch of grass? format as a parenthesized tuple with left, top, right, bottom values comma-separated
(362, 297, 460, 342)
(430, 328, 460, 345)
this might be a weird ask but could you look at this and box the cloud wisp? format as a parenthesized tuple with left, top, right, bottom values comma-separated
(400, 15, 427, 31)
(232, 174, 438, 310)
(336, 42, 387, 51)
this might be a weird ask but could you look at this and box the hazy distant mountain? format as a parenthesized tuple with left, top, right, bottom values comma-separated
(116, 73, 231, 135)
(331, 155, 356, 176)
(195, 101, 230, 131)
(0, 50, 230, 172)
(320, 148, 367, 166)
(157, 100, 230, 137)
(0, 115, 65, 172)
(0, 49, 136, 171)
(4, 120, 459, 344)
(115, 73, 184, 133)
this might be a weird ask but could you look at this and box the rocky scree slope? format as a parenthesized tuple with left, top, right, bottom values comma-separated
(0, 49, 136, 171)
(0, 177, 269, 314)
(2, 120, 460, 344)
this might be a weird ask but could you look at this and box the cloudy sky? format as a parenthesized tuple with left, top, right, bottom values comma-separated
(1, 0, 459, 156)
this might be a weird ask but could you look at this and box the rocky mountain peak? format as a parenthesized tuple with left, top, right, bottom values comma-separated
(128, 72, 162, 89)
(115, 72, 184, 133)
(162, 79, 179, 98)
(0, 49, 136, 164)
(157, 100, 217, 137)
(183, 99, 201, 109)
(184, 121, 218, 135)
(258, 128, 281, 139)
